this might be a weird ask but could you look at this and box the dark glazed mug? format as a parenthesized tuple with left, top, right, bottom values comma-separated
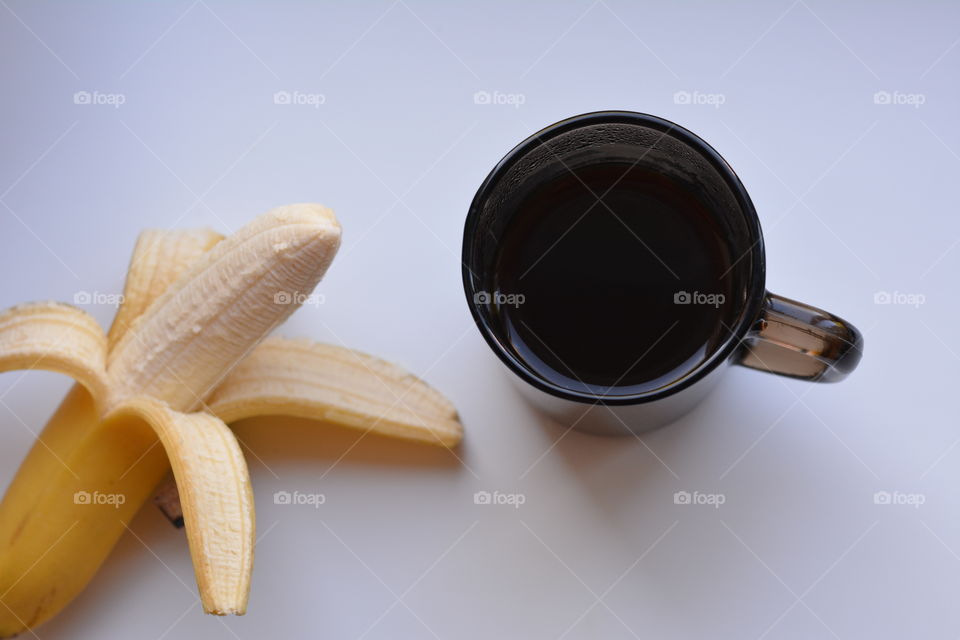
(462, 111, 863, 436)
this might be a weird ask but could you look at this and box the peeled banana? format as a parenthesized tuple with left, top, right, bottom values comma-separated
(0, 204, 463, 636)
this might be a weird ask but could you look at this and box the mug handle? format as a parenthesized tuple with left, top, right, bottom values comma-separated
(736, 292, 863, 382)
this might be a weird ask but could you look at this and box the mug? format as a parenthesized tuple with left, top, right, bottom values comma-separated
(461, 111, 863, 436)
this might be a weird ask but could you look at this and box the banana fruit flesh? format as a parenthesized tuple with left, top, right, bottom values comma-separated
(105, 228, 224, 351)
(106, 204, 341, 412)
(0, 204, 463, 636)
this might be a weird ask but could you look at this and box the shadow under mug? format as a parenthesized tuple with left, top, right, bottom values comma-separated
(462, 111, 863, 436)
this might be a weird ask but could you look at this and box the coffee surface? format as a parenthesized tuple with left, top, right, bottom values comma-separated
(491, 161, 738, 396)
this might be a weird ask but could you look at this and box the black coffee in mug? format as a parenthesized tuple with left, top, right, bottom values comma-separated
(489, 160, 740, 396)
(464, 111, 862, 435)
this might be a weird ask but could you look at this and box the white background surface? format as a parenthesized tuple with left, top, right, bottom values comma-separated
(1, 2, 958, 638)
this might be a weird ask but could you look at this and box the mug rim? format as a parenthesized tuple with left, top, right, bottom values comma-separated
(462, 110, 767, 406)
